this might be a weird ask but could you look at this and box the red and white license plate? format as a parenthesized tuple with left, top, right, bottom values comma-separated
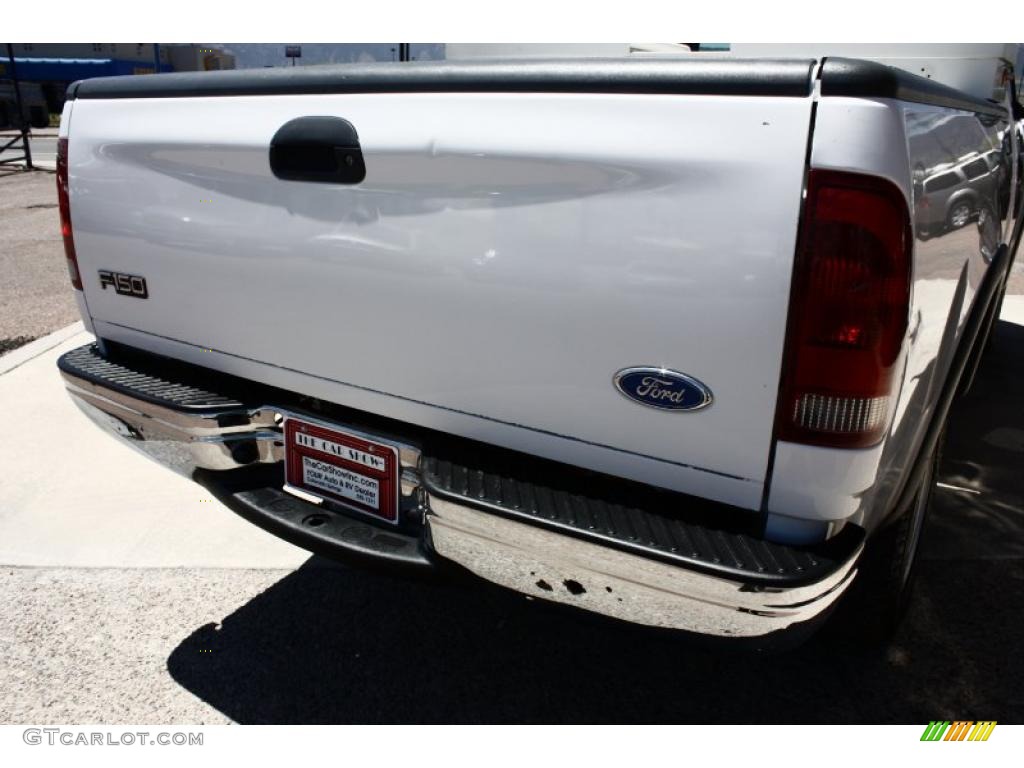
(283, 416, 400, 524)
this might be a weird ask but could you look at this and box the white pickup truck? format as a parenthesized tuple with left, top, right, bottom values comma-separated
(55, 55, 1023, 644)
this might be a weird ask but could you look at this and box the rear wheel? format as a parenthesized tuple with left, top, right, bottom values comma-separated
(958, 281, 1003, 397)
(948, 202, 972, 229)
(830, 436, 940, 644)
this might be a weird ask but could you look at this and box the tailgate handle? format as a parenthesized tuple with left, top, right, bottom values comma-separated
(269, 116, 366, 184)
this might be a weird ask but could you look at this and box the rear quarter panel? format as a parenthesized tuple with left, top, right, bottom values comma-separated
(766, 96, 1015, 539)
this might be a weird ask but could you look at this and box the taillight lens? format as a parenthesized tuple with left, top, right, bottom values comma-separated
(56, 137, 82, 290)
(776, 169, 911, 448)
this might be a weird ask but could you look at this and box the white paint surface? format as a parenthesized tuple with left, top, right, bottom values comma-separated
(68, 91, 816, 510)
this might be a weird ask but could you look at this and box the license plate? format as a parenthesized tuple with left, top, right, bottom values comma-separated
(283, 416, 400, 524)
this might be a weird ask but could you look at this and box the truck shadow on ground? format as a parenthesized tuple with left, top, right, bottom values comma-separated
(167, 321, 1024, 724)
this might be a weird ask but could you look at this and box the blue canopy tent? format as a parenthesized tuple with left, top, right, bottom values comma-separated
(11, 57, 172, 80)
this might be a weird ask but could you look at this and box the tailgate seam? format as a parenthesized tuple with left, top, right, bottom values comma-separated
(98, 321, 757, 484)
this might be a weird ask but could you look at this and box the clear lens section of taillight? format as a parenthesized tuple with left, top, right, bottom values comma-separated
(777, 170, 911, 449)
(792, 393, 890, 435)
(56, 137, 82, 290)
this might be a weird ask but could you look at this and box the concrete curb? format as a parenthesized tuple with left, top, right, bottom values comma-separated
(0, 321, 84, 376)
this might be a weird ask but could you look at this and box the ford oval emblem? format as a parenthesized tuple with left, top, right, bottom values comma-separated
(613, 367, 713, 412)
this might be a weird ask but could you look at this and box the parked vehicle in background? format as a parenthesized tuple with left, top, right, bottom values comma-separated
(913, 119, 1009, 238)
(54, 47, 1023, 645)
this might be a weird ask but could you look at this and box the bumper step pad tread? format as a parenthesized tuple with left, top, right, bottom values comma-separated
(58, 343, 244, 411)
(421, 457, 862, 586)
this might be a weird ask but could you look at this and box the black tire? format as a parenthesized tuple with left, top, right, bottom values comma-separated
(947, 201, 973, 230)
(957, 282, 1002, 397)
(986, 286, 1006, 354)
(828, 437, 940, 644)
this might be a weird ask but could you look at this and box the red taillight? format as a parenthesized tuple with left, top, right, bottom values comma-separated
(776, 169, 911, 449)
(56, 137, 82, 290)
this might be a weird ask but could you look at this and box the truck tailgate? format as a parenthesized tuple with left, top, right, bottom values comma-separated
(67, 74, 814, 509)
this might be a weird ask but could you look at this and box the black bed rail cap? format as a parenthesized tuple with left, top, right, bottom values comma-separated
(68, 57, 817, 100)
(820, 57, 1006, 117)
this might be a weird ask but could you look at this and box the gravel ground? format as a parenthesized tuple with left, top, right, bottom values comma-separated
(0, 553, 1019, 725)
(0, 568, 284, 724)
(0, 171, 78, 351)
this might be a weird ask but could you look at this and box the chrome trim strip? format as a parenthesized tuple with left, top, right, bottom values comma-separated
(98, 322, 754, 482)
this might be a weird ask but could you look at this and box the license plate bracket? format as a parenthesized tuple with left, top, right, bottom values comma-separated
(283, 416, 401, 525)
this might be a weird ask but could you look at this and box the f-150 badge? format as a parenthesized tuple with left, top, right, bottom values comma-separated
(98, 270, 148, 299)
(613, 367, 713, 411)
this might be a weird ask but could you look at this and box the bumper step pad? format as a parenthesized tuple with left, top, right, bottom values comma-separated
(421, 457, 862, 587)
(58, 343, 244, 411)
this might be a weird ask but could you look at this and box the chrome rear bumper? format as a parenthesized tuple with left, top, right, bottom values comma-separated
(64, 372, 284, 473)
(60, 344, 863, 640)
(426, 498, 860, 637)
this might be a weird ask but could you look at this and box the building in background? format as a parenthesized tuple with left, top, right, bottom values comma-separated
(0, 43, 235, 127)
(224, 43, 443, 68)
(0, 79, 48, 128)
(166, 44, 236, 73)
(445, 43, 727, 58)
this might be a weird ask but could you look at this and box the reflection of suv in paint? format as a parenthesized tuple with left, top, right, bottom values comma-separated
(915, 151, 1001, 236)
(54, 57, 1022, 647)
